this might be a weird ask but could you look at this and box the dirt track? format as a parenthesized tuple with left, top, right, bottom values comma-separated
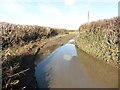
(2, 33, 76, 90)
(17, 33, 77, 89)
(35, 33, 77, 64)
(35, 37, 118, 88)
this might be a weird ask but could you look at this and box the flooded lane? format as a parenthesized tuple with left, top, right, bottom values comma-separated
(35, 39, 118, 88)
(76, 47, 118, 88)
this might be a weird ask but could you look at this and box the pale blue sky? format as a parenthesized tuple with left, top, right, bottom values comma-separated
(0, 0, 119, 29)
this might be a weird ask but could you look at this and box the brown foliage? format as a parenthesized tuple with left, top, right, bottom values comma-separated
(1, 22, 69, 49)
(79, 17, 120, 33)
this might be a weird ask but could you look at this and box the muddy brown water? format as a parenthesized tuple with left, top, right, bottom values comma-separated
(35, 39, 118, 88)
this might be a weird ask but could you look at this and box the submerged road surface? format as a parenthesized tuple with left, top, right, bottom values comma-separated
(35, 39, 118, 88)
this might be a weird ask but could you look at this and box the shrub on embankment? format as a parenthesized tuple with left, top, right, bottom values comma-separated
(1, 22, 69, 89)
(1, 22, 69, 49)
(77, 17, 120, 65)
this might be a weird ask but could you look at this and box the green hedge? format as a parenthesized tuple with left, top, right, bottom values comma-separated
(77, 17, 120, 64)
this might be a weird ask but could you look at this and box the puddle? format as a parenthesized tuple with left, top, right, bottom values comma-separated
(35, 45, 59, 64)
(76, 47, 118, 88)
(35, 39, 118, 88)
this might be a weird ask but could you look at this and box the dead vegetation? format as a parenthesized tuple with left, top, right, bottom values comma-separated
(1, 22, 69, 49)
(1, 22, 69, 89)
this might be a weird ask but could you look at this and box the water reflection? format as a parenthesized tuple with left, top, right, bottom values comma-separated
(35, 39, 81, 88)
(35, 47, 60, 88)
(35, 39, 118, 88)
(76, 47, 118, 88)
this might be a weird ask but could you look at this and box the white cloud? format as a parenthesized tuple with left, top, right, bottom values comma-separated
(13, 14, 85, 30)
(76, 0, 119, 2)
(0, 0, 118, 30)
(0, 0, 25, 14)
(38, 4, 62, 17)
(64, 0, 75, 6)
